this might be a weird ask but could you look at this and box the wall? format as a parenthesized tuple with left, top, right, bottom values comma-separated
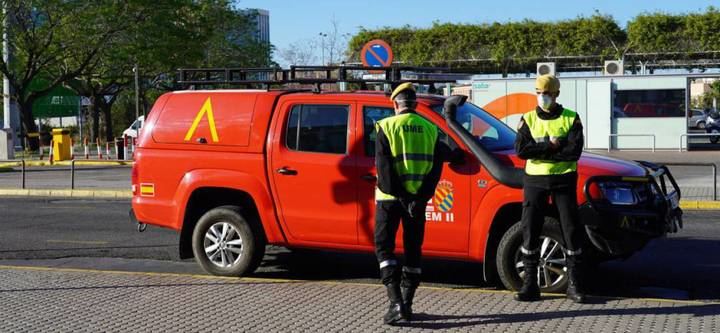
(470, 74, 689, 150)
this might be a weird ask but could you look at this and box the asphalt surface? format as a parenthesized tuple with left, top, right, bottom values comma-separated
(0, 197, 718, 301)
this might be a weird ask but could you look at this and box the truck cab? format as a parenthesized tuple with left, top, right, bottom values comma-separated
(131, 67, 682, 292)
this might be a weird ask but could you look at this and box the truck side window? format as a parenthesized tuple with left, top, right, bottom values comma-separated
(363, 106, 458, 157)
(286, 104, 349, 154)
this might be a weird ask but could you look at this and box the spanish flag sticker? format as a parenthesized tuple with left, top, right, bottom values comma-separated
(140, 183, 155, 197)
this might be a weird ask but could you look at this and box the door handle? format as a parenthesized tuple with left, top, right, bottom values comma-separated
(361, 174, 377, 181)
(276, 167, 297, 175)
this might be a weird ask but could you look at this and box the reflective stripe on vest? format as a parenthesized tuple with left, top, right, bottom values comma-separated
(375, 113, 438, 201)
(523, 108, 577, 176)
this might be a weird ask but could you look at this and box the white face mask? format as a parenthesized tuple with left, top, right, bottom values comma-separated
(537, 94, 553, 110)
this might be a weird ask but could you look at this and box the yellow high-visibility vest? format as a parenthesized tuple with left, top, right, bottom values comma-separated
(375, 113, 438, 201)
(523, 108, 577, 176)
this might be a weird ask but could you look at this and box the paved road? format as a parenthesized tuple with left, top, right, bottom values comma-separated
(0, 197, 718, 301)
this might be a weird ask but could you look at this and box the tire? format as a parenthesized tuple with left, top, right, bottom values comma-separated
(191, 205, 266, 276)
(711, 128, 719, 144)
(698, 121, 706, 129)
(496, 217, 569, 293)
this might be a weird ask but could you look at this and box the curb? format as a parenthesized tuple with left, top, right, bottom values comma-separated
(0, 160, 132, 168)
(0, 188, 131, 199)
(679, 200, 720, 210)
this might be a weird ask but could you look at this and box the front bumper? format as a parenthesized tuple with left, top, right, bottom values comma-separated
(579, 161, 683, 256)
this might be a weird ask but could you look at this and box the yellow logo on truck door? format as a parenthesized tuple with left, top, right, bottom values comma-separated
(184, 97, 220, 142)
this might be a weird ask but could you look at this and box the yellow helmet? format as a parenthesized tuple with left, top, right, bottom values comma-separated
(390, 82, 415, 101)
(535, 74, 560, 92)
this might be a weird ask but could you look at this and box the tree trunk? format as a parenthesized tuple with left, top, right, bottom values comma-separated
(90, 96, 100, 142)
(19, 102, 40, 151)
(100, 97, 116, 143)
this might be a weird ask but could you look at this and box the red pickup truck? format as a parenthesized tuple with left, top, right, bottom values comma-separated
(131, 74, 682, 292)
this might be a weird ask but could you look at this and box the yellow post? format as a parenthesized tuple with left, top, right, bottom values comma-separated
(52, 128, 72, 162)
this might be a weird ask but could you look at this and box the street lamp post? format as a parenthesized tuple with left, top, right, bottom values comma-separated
(318, 32, 327, 65)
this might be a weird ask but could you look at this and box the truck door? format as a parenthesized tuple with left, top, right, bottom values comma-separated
(355, 105, 471, 255)
(269, 101, 358, 244)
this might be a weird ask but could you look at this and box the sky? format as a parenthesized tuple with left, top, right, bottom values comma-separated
(237, 0, 719, 65)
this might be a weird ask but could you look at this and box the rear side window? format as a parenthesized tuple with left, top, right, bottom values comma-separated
(286, 104, 349, 154)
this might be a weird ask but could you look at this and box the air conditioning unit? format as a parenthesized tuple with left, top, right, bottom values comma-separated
(604, 60, 624, 76)
(536, 62, 556, 76)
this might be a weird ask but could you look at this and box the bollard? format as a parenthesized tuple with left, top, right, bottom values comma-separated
(70, 138, 75, 160)
(96, 138, 102, 159)
(131, 137, 136, 159)
(48, 140, 54, 164)
(123, 135, 129, 161)
(83, 137, 89, 159)
(105, 142, 111, 160)
(39, 141, 44, 160)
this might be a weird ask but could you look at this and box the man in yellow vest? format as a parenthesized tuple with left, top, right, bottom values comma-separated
(514, 74, 586, 303)
(374, 82, 447, 324)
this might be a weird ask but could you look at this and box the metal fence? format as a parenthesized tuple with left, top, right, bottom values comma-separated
(0, 159, 131, 190)
(608, 134, 656, 152)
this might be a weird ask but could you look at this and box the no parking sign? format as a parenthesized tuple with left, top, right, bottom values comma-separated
(361, 39, 394, 72)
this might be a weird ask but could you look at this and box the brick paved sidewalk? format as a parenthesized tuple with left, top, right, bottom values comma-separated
(1, 266, 719, 332)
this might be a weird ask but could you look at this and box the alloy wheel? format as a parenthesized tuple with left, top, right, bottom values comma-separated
(515, 236, 567, 289)
(204, 222, 244, 268)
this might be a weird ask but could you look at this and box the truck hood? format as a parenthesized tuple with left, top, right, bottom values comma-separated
(496, 150, 647, 178)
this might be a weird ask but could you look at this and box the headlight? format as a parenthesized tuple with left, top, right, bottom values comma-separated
(598, 182, 639, 205)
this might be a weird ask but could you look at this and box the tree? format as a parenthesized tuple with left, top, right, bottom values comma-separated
(278, 39, 318, 67)
(0, 0, 137, 149)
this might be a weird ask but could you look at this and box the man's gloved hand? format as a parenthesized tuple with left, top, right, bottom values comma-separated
(400, 198, 424, 218)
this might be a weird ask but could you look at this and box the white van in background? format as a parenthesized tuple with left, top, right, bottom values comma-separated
(122, 116, 144, 138)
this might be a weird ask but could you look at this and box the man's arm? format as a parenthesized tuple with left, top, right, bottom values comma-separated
(415, 137, 449, 201)
(515, 118, 555, 160)
(375, 126, 410, 198)
(549, 116, 584, 161)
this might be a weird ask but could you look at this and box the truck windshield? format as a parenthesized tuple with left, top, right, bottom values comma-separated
(431, 102, 516, 152)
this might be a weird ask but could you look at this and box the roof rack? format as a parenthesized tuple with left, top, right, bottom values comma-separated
(176, 65, 465, 90)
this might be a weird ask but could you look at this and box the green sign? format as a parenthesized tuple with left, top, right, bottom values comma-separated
(30, 79, 80, 118)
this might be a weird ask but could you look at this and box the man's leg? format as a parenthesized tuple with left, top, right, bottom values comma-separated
(374, 200, 405, 324)
(552, 176, 586, 303)
(515, 183, 547, 302)
(400, 199, 427, 320)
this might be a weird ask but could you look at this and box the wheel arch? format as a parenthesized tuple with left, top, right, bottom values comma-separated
(481, 202, 523, 284)
(179, 187, 266, 259)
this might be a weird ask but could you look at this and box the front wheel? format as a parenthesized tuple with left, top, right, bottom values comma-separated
(192, 206, 266, 276)
(496, 218, 569, 293)
(710, 128, 720, 143)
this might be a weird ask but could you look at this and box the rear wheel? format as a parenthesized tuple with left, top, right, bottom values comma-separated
(496, 218, 569, 293)
(192, 206, 265, 276)
(698, 121, 706, 129)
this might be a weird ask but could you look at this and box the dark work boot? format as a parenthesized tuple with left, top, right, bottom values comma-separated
(401, 286, 417, 321)
(383, 283, 407, 325)
(514, 252, 540, 302)
(566, 253, 587, 304)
